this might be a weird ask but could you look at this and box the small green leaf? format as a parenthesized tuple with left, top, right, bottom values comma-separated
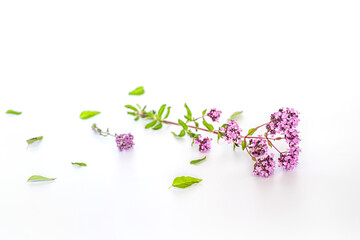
(178, 119, 188, 130)
(170, 176, 202, 189)
(202, 109, 207, 116)
(145, 120, 157, 129)
(241, 140, 246, 150)
(267, 140, 273, 148)
(134, 116, 140, 121)
(136, 104, 141, 109)
(195, 122, 199, 131)
(164, 107, 171, 119)
(202, 119, 214, 132)
(184, 103, 192, 119)
(184, 115, 192, 121)
(217, 132, 222, 143)
(152, 122, 163, 130)
(248, 128, 257, 136)
(125, 105, 138, 112)
(127, 112, 136, 116)
(172, 129, 186, 137)
(229, 111, 243, 120)
(190, 156, 206, 164)
(158, 104, 166, 119)
(72, 162, 87, 167)
(6, 110, 22, 115)
(129, 86, 145, 95)
(27, 136, 43, 145)
(27, 175, 55, 182)
(80, 111, 101, 120)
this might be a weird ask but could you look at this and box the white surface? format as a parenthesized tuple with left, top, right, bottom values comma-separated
(1, 1, 360, 239)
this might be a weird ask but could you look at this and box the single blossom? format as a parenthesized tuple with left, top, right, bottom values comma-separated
(253, 153, 276, 177)
(115, 133, 135, 151)
(207, 108, 222, 122)
(220, 120, 242, 145)
(194, 135, 212, 153)
(248, 135, 268, 157)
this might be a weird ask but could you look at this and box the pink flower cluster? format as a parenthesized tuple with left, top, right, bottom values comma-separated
(207, 108, 222, 122)
(220, 120, 242, 145)
(194, 135, 212, 153)
(266, 108, 301, 171)
(253, 153, 276, 177)
(248, 136, 268, 157)
(115, 133, 135, 151)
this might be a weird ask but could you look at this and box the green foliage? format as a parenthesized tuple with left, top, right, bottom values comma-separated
(6, 110, 22, 115)
(170, 176, 202, 188)
(80, 111, 100, 119)
(145, 120, 157, 129)
(172, 129, 186, 137)
(164, 107, 171, 119)
(241, 140, 246, 150)
(184, 103, 192, 120)
(125, 105, 138, 112)
(202, 109, 207, 116)
(202, 119, 214, 132)
(190, 156, 206, 164)
(152, 122, 163, 130)
(247, 128, 257, 136)
(157, 104, 166, 119)
(229, 111, 243, 120)
(27, 136, 43, 145)
(72, 162, 87, 167)
(27, 175, 56, 182)
(178, 119, 188, 130)
(129, 86, 145, 95)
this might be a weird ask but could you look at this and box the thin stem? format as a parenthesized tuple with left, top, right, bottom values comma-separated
(92, 124, 116, 137)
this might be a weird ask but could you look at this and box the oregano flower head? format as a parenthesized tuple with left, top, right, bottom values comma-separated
(194, 135, 212, 153)
(220, 120, 243, 145)
(116, 133, 135, 151)
(207, 108, 222, 122)
(253, 153, 276, 177)
(248, 136, 268, 158)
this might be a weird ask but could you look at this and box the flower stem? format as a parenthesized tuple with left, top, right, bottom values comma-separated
(91, 123, 116, 137)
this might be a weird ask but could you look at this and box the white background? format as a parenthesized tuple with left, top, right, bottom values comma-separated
(1, 1, 359, 239)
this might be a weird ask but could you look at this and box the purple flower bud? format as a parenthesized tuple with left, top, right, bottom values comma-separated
(115, 133, 135, 151)
(207, 108, 222, 122)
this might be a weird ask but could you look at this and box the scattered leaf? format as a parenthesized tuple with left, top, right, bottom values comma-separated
(80, 111, 100, 120)
(170, 176, 202, 189)
(129, 86, 145, 96)
(229, 111, 243, 120)
(190, 156, 207, 164)
(72, 162, 87, 167)
(27, 136, 43, 145)
(27, 175, 55, 182)
(6, 110, 22, 115)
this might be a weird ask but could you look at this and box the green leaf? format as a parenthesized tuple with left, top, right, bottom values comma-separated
(72, 162, 87, 167)
(202, 119, 214, 132)
(80, 111, 101, 120)
(129, 86, 145, 95)
(134, 116, 140, 121)
(217, 132, 222, 143)
(27, 136, 43, 145)
(125, 105, 138, 112)
(170, 176, 202, 189)
(229, 111, 243, 120)
(172, 129, 185, 137)
(241, 140, 246, 150)
(27, 175, 56, 182)
(164, 106, 171, 119)
(6, 110, 22, 115)
(158, 104, 166, 119)
(195, 122, 199, 131)
(202, 109, 207, 116)
(145, 120, 157, 129)
(190, 156, 206, 164)
(248, 128, 257, 136)
(178, 119, 188, 130)
(184, 103, 192, 119)
(184, 115, 192, 121)
(127, 112, 136, 116)
(152, 122, 163, 130)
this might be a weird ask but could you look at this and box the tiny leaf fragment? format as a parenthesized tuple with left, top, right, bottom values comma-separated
(27, 175, 56, 182)
(190, 156, 207, 164)
(27, 136, 43, 145)
(80, 111, 101, 120)
(129, 86, 145, 96)
(6, 110, 22, 115)
(72, 162, 87, 167)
